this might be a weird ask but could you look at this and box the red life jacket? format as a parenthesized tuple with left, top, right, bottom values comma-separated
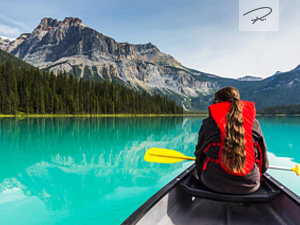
(207, 100, 256, 176)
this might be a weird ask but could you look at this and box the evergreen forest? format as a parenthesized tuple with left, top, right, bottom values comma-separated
(0, 60, 183, 115)
(257, 104, 300, 115)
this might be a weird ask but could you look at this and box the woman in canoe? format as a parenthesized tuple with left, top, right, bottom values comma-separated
(194, 87, 269, 194)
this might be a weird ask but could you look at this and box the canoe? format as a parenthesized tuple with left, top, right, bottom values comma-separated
(122, 164, 300, 225)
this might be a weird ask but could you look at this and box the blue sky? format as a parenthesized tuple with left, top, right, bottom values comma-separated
(0, 0, 300, 78)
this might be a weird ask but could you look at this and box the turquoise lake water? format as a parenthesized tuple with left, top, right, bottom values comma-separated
(0, 116, 299, 225)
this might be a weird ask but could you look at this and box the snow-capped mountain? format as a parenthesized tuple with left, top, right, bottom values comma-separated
(237, 75, 263, 81)
(0, 36, 14, 49)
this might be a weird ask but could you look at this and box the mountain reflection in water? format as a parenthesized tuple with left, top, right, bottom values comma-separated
(0, 117, 198, 219)
(0, 116, 299, 225)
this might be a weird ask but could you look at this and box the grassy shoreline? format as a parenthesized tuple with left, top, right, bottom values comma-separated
(0, 113, 208, 118)
(2, 113, 299, 118)
(256, 114, 300, 117)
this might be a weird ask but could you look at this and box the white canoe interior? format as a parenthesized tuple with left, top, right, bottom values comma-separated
(124, 165, 300, 225)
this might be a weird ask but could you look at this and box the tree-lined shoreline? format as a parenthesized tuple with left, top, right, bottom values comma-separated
(257, 104, 300, 115)
(0, 60, 183, 115)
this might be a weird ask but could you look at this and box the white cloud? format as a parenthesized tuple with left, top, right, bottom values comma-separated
(0, 24, 22, 38)
(158, 2, 300, 79)
(0, 0, 298, 79)
(0, 15, 30, 31)
(144, 0, 300, 79)
(176, 29, 300, 79)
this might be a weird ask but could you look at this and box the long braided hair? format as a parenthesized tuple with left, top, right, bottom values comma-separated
(213, 87, 246, 173)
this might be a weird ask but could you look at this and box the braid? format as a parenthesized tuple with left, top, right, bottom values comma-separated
(222, 99, 246, 173)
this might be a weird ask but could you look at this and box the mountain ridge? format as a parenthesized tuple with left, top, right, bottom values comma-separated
(0, 48, 33, 69)
(1, 17, 300, 110)
(237, 75, 263, 81)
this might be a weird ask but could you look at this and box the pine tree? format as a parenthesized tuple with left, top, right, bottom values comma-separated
(69, 95, 76, 114)
(0, 60, 183, 115)
(54, 94, 60, 114)
(24, 88, 30, 114)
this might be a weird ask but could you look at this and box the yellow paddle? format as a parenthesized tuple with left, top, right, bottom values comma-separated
(145, 147, 300, 176)
(144, 147, 195, 163)
(269, 165, 300, 176)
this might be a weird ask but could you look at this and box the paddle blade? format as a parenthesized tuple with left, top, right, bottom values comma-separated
(291, 165, 300, 176)
(144, 148, 196, 164)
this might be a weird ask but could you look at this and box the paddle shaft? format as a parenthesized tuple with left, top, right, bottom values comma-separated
(145, 148, 299, 175)
(269, 166, 290, 171)
(269, 165, 299, 176)
(149, 153, 195, 161)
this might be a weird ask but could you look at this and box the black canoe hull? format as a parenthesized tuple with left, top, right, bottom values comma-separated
(122, 164, 300, 225)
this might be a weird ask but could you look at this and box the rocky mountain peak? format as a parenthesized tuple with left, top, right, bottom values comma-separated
(237, 75, 262, 81)
(34, 18, 59, 33)
(35, 17, 83, 32)
(134, 42, 182, 67)
(134, 42, 160, 53)
(0, 37, 12, 50)
(3, 16, 300, 110)
(62, 17, 83, 26)
(1, 16, 215, 110)
(39, 18, 59, 28)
